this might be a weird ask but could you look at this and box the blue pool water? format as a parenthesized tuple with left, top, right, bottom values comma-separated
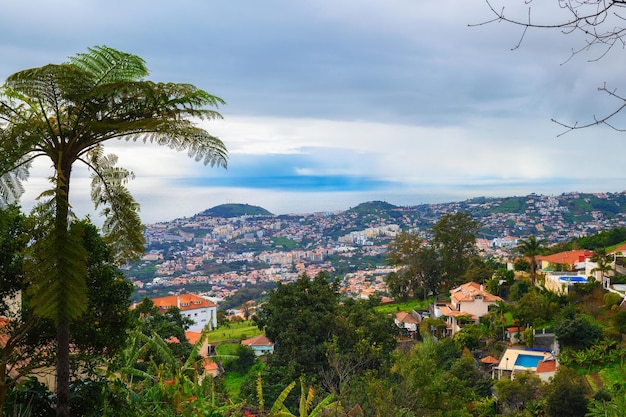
(514, 354, 542, 368)
(558, 276, 587, 283)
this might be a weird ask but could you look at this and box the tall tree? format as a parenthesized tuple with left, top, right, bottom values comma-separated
(516, 235, 545, 287)
(0, 46, 227, 416)
(431, 212, 479, 289)
(254, 272, 340, 378)
(385, 230, 442, 300)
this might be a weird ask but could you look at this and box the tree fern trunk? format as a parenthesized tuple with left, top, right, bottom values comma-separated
(55, 160, 72, 417)
(56, 320, 70, 417)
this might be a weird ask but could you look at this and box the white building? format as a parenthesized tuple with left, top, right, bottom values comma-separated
(145, 293, 218, 331)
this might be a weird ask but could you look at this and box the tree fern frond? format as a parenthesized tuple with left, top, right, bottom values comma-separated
(0, 168, 27, 206)
(86, 147, 145, 262)
(135, 126, 228, 168)
(68, 45, 149, 85)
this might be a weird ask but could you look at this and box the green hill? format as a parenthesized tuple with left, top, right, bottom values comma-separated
(198, 203, 273, 218)
(346, 201, 399, 216)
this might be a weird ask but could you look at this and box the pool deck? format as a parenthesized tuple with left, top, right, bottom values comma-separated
(493, 348, 556, 380)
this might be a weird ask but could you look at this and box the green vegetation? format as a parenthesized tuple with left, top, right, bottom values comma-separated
(492, 197, 528, 214)
(205, 320, 263, 343)
(270, 237, 300, 250)
(0, 45, 227, 416)
(200, 203, 272, 218)
(374, 299, 432, 314)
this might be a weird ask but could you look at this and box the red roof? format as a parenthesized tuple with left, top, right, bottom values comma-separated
(202, 357, 219, 372)
(395, 312, 419, 324)
(146, 293, 216, 312)
(538, 250, 592, 265)
(450, 282, 502, 304)
(481, 355, 499, 364)
(185, 331, 202, 345)
(242, 334, 273, 347)
(507, 327, 524, 333)
(536, 359, 557, 374)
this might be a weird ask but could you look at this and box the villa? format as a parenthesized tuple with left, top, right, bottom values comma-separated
(431, 281, 502, 336)
(134, 293, 218, 332)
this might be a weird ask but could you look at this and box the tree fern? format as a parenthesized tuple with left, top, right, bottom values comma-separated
(0, 45, 228, 417)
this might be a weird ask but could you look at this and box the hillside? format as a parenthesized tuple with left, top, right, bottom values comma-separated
(198, 203, 273, 218)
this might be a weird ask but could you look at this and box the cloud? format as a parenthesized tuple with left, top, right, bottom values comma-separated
(4, 1, 626, 224)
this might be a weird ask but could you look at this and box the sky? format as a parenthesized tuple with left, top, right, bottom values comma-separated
(1, 1, 626, 223)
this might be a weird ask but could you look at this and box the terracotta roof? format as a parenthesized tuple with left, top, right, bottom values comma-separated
(202, 357, 219, 372)
(507, 327, 524, 333)
(537, 250, 593, 265)
(436, 303, 477, 319)
(147, 293, 216, 312)
(395, 312, 418, 324)
(185, 331, 202, 345)
(241, 334, 273, 347)
(536, 359, 557, 374)
(450, 282, 502, 304)
(481, 355, 499, 364)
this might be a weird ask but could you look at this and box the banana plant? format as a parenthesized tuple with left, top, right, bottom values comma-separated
(257, 375, 342, 417)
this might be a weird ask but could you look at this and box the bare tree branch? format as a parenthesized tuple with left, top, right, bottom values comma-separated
(473, 0, 626, 133)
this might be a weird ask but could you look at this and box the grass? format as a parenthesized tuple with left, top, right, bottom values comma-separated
(205, 320, 263, 344)
(375, 298, 434, 314)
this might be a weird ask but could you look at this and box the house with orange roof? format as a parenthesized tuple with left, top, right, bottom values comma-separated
(394, 312, 420, 335)
(432, 282, 502, 336)
(538, 249, 593, 272)
(139, 293, 218, 332)
(241, 334, 274, 356)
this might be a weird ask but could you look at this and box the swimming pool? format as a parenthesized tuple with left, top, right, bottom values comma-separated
(558, 276, 587, 283)
(514, 354, 542, 368)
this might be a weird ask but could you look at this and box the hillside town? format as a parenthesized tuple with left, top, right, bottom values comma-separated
(124, 191, 626, 305)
